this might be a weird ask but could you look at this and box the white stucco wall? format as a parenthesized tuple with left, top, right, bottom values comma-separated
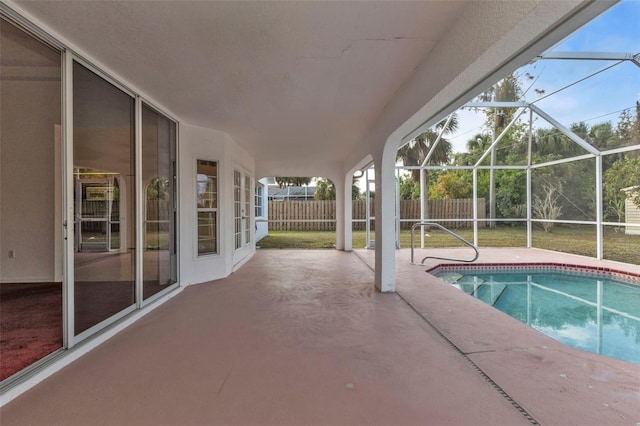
(179, 123, 256, 286)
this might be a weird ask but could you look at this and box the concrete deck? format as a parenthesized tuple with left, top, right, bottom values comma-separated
(1, 248, 639, 425)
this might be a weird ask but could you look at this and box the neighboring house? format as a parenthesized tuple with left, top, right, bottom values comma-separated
(622, 186, 640, 235)
(268, 185, 316, 201)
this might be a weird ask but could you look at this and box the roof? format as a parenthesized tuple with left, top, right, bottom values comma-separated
(268, 186, 316, 200)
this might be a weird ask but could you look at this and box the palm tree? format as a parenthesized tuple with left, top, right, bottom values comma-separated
(532, 128, 577, 158)
(313, 178, 361, 200)
(275, 177, 312, 188)
(589, 122, 621, 168)
(396, 114, 458, 182)
(457, 133, 492, 166)
(396, 114, 458, 226)
(477, 73, 524, 227)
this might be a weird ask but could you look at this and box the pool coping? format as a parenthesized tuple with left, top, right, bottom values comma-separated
(356, 248, 640, 424)
(426, 262, 640, 285)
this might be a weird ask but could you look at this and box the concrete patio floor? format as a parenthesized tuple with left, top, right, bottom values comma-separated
(1, 248, 639, 425)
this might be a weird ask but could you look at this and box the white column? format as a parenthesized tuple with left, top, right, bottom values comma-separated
(343, 172, 353, 251)
(420, 168, 426, 248)
(595, 155, 603, 259)
(334, 174, 346, 250)
(472, 168, 478, 247)
(374, 147, 396, 292)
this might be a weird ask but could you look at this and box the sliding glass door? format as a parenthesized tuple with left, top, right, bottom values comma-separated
(73, 61, 136, 336)
(1, 15, 179, 383)
(142, 103, 177, 301)
(0, 17, 63, 381)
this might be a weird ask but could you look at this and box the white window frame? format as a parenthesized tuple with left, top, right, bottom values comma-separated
(196, 159, 218, 256)
(255, 182, 264, 218)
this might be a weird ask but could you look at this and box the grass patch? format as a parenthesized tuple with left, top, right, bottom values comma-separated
(258, 226, 640, 265)
(258, 231, 337, 249)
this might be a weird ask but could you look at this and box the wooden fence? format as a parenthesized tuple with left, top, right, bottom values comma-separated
(268, 199, 485, 231)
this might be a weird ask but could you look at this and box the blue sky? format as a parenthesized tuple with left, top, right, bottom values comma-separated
(449, 0, 640, 153)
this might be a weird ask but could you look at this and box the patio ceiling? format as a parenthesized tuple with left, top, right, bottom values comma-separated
(10, 1, 610, 169)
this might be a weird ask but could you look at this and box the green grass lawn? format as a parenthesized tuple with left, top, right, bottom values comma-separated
(257, 225, 640, 265)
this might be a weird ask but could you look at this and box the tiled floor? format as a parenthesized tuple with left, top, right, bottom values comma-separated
(1, 248, 638, 425)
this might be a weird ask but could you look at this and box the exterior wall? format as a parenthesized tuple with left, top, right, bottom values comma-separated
(179, 123, 256, 285)
(255, 178, 269, 242)
(625, 196, 640, 235)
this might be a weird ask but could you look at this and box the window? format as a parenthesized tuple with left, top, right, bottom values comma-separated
(255, 183, 264, 217)
(196, 160, 218, 255)
(244, 174, 251, 245)
(234, 170, 242, 250)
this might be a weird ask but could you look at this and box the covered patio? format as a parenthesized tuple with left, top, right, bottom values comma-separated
(2, 249, 637, 425)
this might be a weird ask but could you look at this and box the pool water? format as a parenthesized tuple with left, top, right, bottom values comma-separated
(434, 269, 640, 364)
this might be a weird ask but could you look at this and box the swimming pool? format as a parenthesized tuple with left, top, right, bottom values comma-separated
(431, 264, 640, 364)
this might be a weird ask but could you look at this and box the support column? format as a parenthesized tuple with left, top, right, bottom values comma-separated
(334, 174, 346, 251)
(343, 172, 353, 251)
(595, 155, 603, 259)
(374, 146, 396, 292)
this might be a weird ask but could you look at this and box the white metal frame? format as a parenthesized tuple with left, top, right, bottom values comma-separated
(0, 7, 182, 386)
(195, 158, 220, 257)
(397, 70, 640, 259)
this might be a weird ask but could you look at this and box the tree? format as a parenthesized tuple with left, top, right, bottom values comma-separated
(399, 175, 420, 200)
(313, 178, 362, 201)
(532, 183, 563, 232)
(589, 122, 618, 151)
(147, 177, 170, 200)
(275, 177, 311, 188)
(429, 171, 472, 199)
(396, 115, 458, 224)
(495, 170, 527, 220)
(455, 133, 492, 166)
(603, 155, 640, 212)
(314, 178, 335, 200)
(616, 104, 640, 164)
(476, 72, 523, 136)
(476, 73, 526, 226)
(617, 102, 640, 149)
(396, 114, 458, 182)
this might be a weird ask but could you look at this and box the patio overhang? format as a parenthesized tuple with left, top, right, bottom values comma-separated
(4, 0, 614, 179)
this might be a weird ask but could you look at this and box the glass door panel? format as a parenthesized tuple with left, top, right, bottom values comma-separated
(73, 62, 135, 336)
(234, 170, 242, 250)
(142, 103, 177, 300)
(232, 169, 252, 267)
(0, 17, 63, 381)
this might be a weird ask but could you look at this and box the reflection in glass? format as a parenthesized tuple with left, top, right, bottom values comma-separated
(142, 104, 177, 300)
(73, 62, 135, 335)
(0, 17, 63, 381)
(196, 160, 217, 255)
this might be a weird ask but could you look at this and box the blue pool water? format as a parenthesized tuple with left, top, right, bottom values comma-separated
(434, 269, 640, 364)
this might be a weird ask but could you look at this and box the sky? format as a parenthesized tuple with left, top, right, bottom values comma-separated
(447, 0, 640, 153)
